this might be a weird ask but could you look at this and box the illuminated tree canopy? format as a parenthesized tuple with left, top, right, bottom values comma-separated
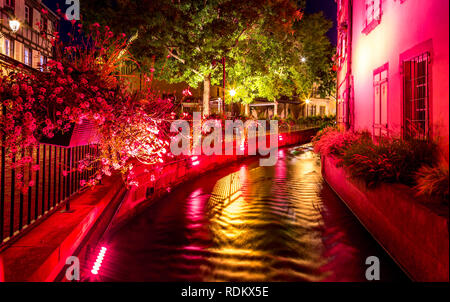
(82, 1, 334, 111)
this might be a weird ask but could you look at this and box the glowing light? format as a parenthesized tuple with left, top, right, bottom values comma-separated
(182, 87, 192, 96)
(191, 156, 198, 161)
(301, 57, 306, 63)
(305, 99, 310, 104)
(91, 246, 108, 276)
(279, 135, 283, 141)
(9, 20, 20, 33)
(192, 160, 200, 166)
(229, 89, 236, 97)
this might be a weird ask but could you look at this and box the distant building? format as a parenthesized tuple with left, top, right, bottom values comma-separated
(302, 83, 336, 118)
(336, 0, 449, 157)
(1, 0, 58, 72)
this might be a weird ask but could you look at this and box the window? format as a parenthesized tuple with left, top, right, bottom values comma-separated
(5, 0, 15, 9)
(373, 64, 388, 137)
(41, 16, 48, 32)
(337, 81, 348, 124)
(403, 53, 430, 140)
(25, 5, 33, 25)
(320, 106, 326, 117)
(309, 105, 317, 116)
(339, 34, 346, 64)
(4, 38, 14, 58)
(24, 47, 32, 66)
(363, 0, 381, 34)
(39, 55, 47, 71)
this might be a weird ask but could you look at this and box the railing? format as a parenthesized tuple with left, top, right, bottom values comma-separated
(0, 143, 99, 247)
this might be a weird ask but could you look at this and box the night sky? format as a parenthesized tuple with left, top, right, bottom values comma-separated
(305, 0, 337, 45)
(43, 0, 337, 46)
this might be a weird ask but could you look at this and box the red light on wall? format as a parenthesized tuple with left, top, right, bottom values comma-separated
(91, 246, 107, 275)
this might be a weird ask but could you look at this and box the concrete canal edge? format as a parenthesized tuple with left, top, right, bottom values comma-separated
(321, 155, 449, 282)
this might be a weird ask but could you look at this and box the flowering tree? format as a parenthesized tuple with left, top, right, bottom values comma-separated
(0, 22, 174, 191)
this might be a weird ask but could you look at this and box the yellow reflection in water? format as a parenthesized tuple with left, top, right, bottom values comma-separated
(205, 149, 330, 281)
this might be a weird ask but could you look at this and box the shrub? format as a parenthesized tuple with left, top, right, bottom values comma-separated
(341, 137, 437, 187)
(318, 115, 336, 130)
(313, 126, 438, 187)
(414, 162, 449, 203)
(312, 127, 360, 157)
(0, 23, 173, 189)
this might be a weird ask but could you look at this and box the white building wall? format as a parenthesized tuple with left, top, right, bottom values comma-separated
(351, 0, 449, 157)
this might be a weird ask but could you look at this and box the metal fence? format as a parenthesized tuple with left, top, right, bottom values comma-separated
(0, 143, 99, 246)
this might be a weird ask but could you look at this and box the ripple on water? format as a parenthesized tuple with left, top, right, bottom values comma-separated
(100, 145, 407, 282)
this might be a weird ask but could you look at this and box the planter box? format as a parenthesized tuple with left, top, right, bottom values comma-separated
(321, 155, 449, 281)
(39, 119, 99, 147)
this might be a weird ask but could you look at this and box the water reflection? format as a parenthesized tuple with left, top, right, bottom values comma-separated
(99, 145, 407, 282)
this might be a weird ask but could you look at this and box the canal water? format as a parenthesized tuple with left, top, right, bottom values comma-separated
(96, 145, 408, 282)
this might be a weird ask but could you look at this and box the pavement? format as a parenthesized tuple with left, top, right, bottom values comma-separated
(0, 175, 125, 282)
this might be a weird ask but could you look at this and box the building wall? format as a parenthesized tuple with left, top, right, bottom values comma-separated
(342, 0, 449, 157)
(0, 0, 57, 70)
(306, 98, 336, 117)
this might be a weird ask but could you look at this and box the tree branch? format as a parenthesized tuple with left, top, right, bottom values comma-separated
(166, 47, 204, 78)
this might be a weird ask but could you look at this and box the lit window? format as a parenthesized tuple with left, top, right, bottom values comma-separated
(373, 64, 389, 137)
(309, 105, 317, 116)
(24, 47, 32, 66)
(39, 55, 48, 71)
(4, 38, 14, 58)
(320, 106, 326, 117)
(403, 53, 430, 140)
(363, 0, 381, 34)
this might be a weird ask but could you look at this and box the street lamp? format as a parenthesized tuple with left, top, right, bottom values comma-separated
(9, 19, 20, 33)
(301, 57, 307, 63)
(229, 89, 236, 97)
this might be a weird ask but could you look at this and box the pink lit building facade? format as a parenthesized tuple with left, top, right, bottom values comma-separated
(336, 0, 449, 158)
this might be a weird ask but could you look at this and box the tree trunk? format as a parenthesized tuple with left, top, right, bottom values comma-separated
(245, 104, 250, 116)
(203, 74, 211, 117)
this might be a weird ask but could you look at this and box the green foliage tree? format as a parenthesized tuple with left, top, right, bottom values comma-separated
(82, 0, 301, 115)
(226, 12, 335, 105)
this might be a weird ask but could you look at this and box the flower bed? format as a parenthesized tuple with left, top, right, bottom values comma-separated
(313, 127, 449, 203)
